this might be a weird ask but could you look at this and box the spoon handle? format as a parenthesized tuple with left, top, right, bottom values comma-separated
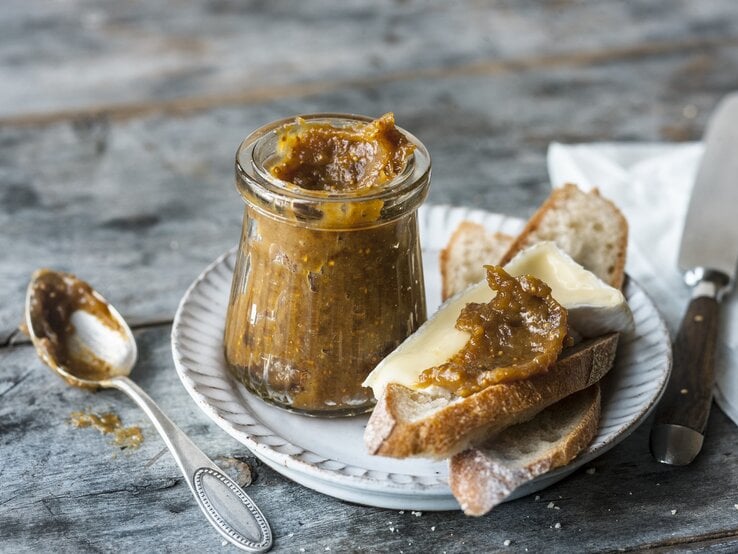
(109, 376, 272, 552)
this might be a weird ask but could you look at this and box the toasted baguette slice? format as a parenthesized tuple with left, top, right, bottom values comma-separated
(439, 185, 627, 513)
(365, 185, 625, 461)
(498, 183, 628, 289)
(365, 333, 617, 460)
(440, 222, 514, 300)
(449, 384, 601, 516)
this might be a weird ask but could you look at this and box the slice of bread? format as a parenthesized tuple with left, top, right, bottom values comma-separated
(365, 333, 617, 459)
(364, 184, 625, 464)
(436, 185, 628, 514)
(440, 185, 627, 300)
(449, 384, 601, 516)
(440, 222, 514, 301)
(498, 183, 628, 290)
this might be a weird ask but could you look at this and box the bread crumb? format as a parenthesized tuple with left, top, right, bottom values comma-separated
(399, 510, 404, 514)
(680, 388, 689, 394)
(554, 523, 561, 529)
(671, 510, 677, 515)
(554, 506, 560, 510)
(300, 549, 305, 553)
(535, 495, 540, 501)
(325, 548, 331, 551)
(586, 467, 596, 475)
(221, 540, 228, 546)
(547, 502, 555, 509)
(411, 511, 423, 517)
(431, 526, 436, 531)
(503, 539, 512, 546)
(734, 504, 738, 510)
(288, 533, 294, 538)
(389, 527, 395, 533)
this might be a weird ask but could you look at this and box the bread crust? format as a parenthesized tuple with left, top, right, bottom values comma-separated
(498, 183, 629, 289)
(449, 384, 601, 516)
(440, 222, 479, 301)
(364, 333, 618, 460)
(439, 222, 513, 301)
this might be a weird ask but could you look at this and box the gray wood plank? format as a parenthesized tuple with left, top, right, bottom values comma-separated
(1, 326, 737, 553)
(4, 3, 738, 551)
(651, 537, 738, 554)
(2, 0, 738, 120)
(2, 39, 738, 343)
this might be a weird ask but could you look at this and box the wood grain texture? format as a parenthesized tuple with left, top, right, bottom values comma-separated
(2, 0, 738, 121)
(2, 38, 738, 344)
(1, 326, 737, 553)
(3, 0, 738, 552)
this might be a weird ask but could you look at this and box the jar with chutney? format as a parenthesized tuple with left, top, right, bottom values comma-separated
(223, 113, 431, 416)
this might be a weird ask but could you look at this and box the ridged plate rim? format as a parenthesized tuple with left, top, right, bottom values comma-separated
(172, 204, 672, 509)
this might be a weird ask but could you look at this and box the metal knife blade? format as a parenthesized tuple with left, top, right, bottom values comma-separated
(678, 93, 738, 283)
(651, 94, 738, 466)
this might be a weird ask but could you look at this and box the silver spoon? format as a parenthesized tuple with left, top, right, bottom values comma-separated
(25, 269, 272, 552)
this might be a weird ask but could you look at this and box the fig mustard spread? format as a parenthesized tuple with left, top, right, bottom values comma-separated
(417, 266, 568, 397)
(28, 270, 123, 384)
(224, 114, 431, 416)
(269, 113, 415, 192)
(70, 409, 144, 450)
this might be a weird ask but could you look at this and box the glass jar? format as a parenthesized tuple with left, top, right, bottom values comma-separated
(223, 114, 431, 416)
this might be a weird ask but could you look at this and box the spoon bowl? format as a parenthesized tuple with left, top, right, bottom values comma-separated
(26, 269, 136, 388)
(24, 269, 272, 552)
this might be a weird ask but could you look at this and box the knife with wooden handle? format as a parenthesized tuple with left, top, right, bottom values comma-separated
(650, 94, 738, 465)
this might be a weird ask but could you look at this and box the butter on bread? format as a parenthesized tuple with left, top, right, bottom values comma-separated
(505, 242, 633, 338)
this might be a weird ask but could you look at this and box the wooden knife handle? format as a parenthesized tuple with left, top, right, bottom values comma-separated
(654, 293, 719, 433)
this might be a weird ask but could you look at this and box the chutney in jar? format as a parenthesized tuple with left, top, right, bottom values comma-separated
(224, 114, 431, 416)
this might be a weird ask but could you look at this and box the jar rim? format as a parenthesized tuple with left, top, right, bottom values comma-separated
(235, 113, 431, 207)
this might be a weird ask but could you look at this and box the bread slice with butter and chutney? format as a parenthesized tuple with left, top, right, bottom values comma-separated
(363, 184, 629, 519)
(440, 184, 629, 515)
(364, 334, 617, 459)
(363, 185, 630, 462)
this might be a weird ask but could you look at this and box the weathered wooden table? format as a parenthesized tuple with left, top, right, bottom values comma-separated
(2, 1, 738, 552)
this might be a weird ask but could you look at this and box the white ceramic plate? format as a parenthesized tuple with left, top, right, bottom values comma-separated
(172, 205, 672, 511)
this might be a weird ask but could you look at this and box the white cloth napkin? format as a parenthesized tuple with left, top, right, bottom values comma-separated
(547, 142, 738, 427)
